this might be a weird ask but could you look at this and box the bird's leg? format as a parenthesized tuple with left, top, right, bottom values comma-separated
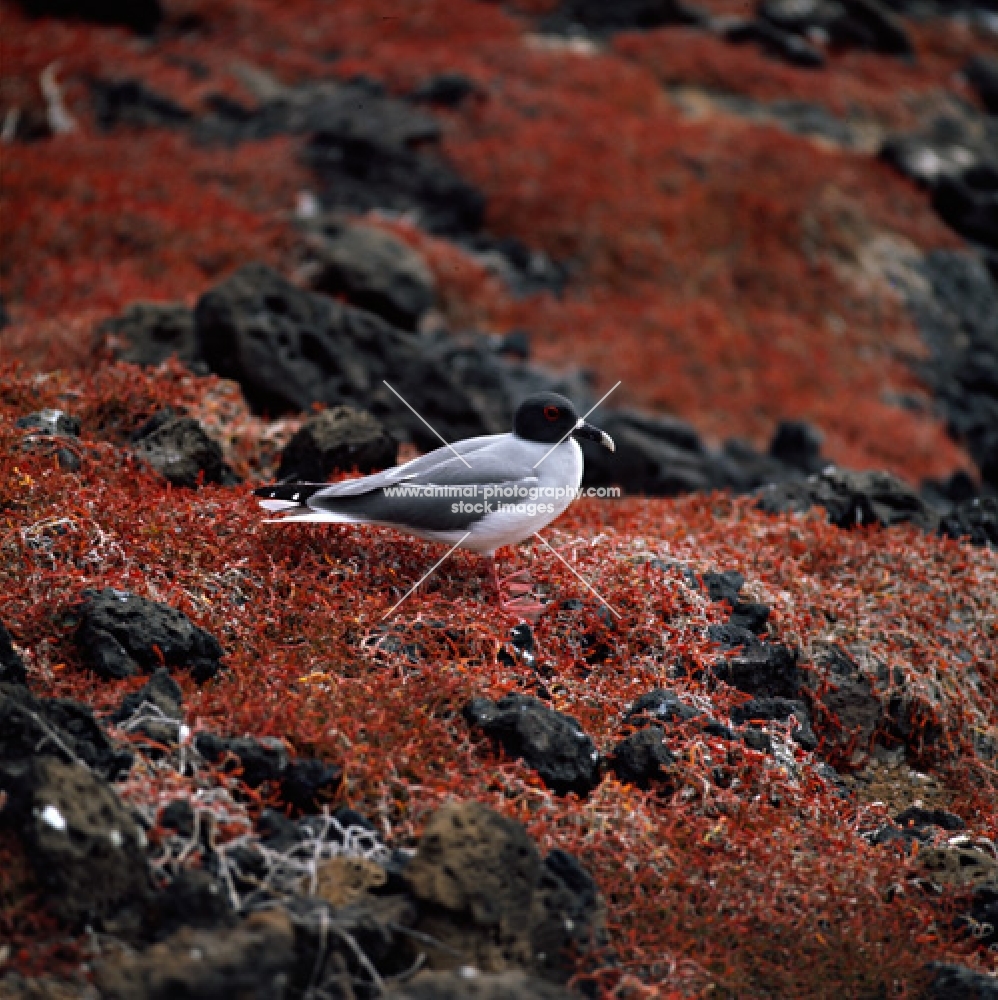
(488, 550, 545, 618)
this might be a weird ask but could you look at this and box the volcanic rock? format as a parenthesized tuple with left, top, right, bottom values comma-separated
(94, 908, 295, 1000)
(0, 756, 150, 926)
(302, 220, 436, 331)
(758, 0, 912, 55)
(276, 405, 397, 482)
(142, 869, 237, 941)
(756, 467, 939, 530)
(711, 637, 802, 699)
(546, 0, 708, 31)
(194, 733, 288, 786)
(91, 79, 192, 131)
(98, 302, 202, 372)
(460, 234, 570, 299)
(626, 687, 701, 724)
(965, 55, 998, 115)
(404, 800, 602, 977)
(16, 408, 80, 437)
(17, 0, 162, 33)
(768, 420, 825, 473)
(608, 725, 677, 788)
(718, 17, 826, 69)
(0, 619, 27, 685)
(932, 164, 998, 249)
(940, 497, 998, 546)
(411, 72, 480, 108)
(806, 643, 883, 763)
(730, 697, 817, 750)
(894, 805, 965, 832)
(278, 757, 343, 813)
(75, 588, 224, 682)
(0, 683, 133, 778)
(925, 961, 998, 999)
(111, 668, 184, 746)
(463, 695, 601, 796)
(194, 262, 494, 447)
(131, 410, 228, 488)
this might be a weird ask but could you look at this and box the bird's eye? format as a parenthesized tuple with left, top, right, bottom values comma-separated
(544, 405, 560, 422)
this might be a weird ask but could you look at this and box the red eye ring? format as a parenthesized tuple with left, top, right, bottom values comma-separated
(543, 405, 560, 422)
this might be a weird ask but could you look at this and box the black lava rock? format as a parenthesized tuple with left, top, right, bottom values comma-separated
(17, 0, 162, 34)
(411, 72, 479, 107)
(965, 55, 998, 115)
(757, 468, 939, 531)
(759, 0, 912, 55)
(193, 262, 494, 448)
(75, 588, 224, 682)
(941, 497, 998, 546)
(718, 18, 826, 69)
(132, 411, 228, 488)
(894, 805, 965, 832)
(112, 667, 183, 723)
(91, 78, 191, 131)
(196, 734, 288, 787)
(159, 799, 195, 838)
(0, 683, 133, 779)
(807, 643, 883, 762)
(276, 406, 397, 482)
(768, 420, 825, 473)
(730, 697, 817, 750)
(925, 961, 998, 1000)
(16, 408, 81, 437)
(742, 727, 772, 753)
(463, 694, 601, 797)
(625, 688, 702, 724)
(547, 0, 708, 31)
(302, 220, 436, 331)
(143, 869, 236, 941)
(703, 570, 745, 604)
(712, 640, 802, 699)
(279, 757, 342, 813)
(932, 164, 998, 250)
(609, 725, 677, 788)
(0, 620, 27, 686)
(98, 302, 203, 372)
(0, 756, 151, 926)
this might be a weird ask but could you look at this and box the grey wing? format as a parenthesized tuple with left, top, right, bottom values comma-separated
(310, 434, 514, 498)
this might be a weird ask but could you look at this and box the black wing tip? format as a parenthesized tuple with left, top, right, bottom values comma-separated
(252, 483, 326, 501)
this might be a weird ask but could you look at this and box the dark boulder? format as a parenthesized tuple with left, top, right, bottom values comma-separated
(277, 406, 398, 482)
(131, 410, 229, 489)
(730, 697, 817, 750)
(759, 0, 912, 55)
(608, 725, 677, 788)
(580, 410, 733, 495)
(94, 908, 296, 1000)
(894, 805, 965, 832)
(0, 756, 151, 926)
(16, 408, 80, 437)
(111, 668, 184, 746)
(924, 961, 998, 1000)
(0, 683, 133, 779)
(711, 638, 802, 699)
(932, 163, 998, 249)
(98, 302, 202, 372)
(768, 420, 825, 473)
(193, 262, 494, 448)
(301, 220, 436, 331)
(279, 757, 343, 813)
(463, 695, 601, 796)
(940, 496, 998, 546)
(805, 644, 883, 765)
(757, 468, 939, 530)
(626, 687, 703, 724)
(965, 55, 998, 115)
(91, 79, 191, 131)
(546, 0, 708, 31)
(75, 588, 224, 682)
(717, 17, 826, 69)
(17, 0, 162, 33)
(0, 620, 26, 686)
(411, 72, 479, 108)
(142, 869, 236, 942)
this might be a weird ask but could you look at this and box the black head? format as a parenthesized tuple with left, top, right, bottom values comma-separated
(513, 392, 615, 451)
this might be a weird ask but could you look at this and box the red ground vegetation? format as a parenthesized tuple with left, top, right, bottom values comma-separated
(2, 360, 997, 993)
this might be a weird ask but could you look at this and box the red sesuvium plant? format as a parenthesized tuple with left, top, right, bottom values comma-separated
(2, 360, 997, 993)
(3, 0, 998, 992)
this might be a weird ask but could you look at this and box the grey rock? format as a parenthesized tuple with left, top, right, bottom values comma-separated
(277, 406, 397, 481)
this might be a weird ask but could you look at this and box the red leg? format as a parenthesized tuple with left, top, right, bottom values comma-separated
(487, 550, 546, 619)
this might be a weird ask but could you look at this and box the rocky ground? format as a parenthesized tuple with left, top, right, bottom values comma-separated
(2, 0, 998, 997)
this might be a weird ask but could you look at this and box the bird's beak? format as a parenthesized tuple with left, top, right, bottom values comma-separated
(572, 419, 615, 452)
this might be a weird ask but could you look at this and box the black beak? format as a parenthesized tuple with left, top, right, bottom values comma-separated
(572, 420, 615, 452)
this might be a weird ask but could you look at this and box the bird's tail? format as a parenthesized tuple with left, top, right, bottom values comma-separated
(253, 483, 364, 524)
